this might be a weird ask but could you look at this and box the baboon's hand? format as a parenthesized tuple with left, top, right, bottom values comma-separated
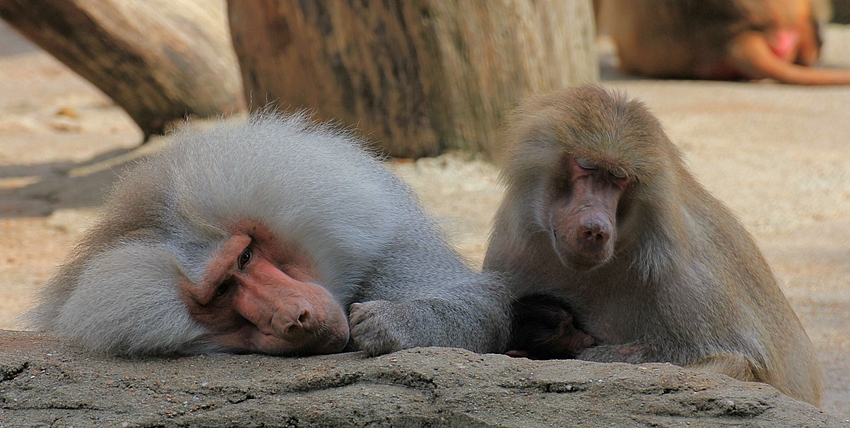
(349, 300, 404, 356)
(579, 343, 647, 363)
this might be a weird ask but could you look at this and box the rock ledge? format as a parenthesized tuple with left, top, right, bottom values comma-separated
(1, 330, 845, 427)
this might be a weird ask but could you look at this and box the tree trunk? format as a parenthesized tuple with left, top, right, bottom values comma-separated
(0, 0, 245, 139)
(833, 0, 850, 24)
(228, 0, 597, 158)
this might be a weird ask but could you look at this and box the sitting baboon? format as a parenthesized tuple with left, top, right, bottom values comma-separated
(485, 86, 822, 406)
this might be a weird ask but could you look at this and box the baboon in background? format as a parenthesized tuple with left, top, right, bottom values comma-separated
(28, 113, 511, 357)
(595, 0, 850, 85)
(484, 86, 823, 406)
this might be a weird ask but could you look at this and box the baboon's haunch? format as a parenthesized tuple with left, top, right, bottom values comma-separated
(596, 0, 850, 85)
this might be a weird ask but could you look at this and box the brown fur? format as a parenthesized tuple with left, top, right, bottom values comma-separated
(485, 86, 823, 406)
(595, 0, 850, 85)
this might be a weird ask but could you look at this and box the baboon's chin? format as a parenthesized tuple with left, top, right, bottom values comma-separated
(558, 251, 612, 271)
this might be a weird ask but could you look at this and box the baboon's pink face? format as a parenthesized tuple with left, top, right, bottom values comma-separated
(181, 221, 349, 355)
(547, 156, 629, 270)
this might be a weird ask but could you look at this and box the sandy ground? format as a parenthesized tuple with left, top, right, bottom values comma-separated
(0, 21, 848, 416)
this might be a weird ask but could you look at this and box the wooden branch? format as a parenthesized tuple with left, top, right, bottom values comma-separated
(0, 0, 245, 139)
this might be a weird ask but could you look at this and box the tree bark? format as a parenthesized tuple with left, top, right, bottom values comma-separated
(0, 0, 245, 139)
(228, 0, 597, 158)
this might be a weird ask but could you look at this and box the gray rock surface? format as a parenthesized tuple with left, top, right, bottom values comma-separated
(1, 331, 845, 427)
